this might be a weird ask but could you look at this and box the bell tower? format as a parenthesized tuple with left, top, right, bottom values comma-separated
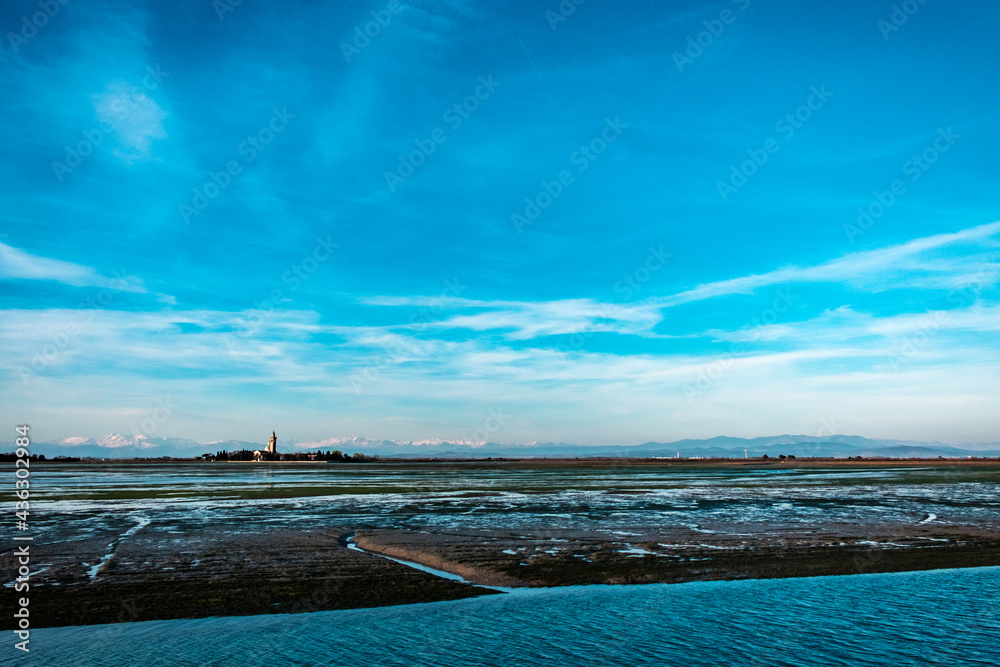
(266, 431, 277, 454)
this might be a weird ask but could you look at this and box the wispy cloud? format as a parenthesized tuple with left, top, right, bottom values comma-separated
(0, 242, 150, 293)
(701, 302, 1000, 346)
(410, 299, 663, 340)
(4, 1, 1000, 445)
(354, 222, 999, 342)
(657, 221, 1000, 307)
(0, 242, 103, 286)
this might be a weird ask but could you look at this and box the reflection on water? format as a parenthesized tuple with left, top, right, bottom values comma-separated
(17, 567, 1000, 667)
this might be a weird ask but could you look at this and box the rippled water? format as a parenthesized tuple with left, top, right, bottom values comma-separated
(14, 567, 999, 666)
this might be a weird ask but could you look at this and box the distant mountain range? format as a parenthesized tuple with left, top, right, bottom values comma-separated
(8, 433, 1000, 459)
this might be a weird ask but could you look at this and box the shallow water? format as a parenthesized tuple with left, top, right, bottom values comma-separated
(27, 463, 1000, 547)
(13, 567, 1000, 666)
(345, 534, 476, 585)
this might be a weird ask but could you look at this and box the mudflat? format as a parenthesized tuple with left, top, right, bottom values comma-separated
(2, 529, 496, 629)
(355, 523, 1000, 587)
(8, 459, 999, 629)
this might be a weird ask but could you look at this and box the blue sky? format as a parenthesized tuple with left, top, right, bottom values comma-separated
(2, 0, 999, 446)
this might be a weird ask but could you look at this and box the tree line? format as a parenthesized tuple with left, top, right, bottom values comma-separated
(201, 450, 378, 462)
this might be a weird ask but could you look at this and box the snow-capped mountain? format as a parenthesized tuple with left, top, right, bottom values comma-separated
(295, 436, 488, 451)
(10, 433, 1000, 459)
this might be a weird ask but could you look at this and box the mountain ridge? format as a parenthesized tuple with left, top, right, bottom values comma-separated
(8, 433, 1000, 459)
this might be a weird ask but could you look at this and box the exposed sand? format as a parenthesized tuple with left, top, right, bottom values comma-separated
(8, 519, 999, 630)
(354, 523, 1000, 587)
(1, 528, 497, 630)
(7, 459, 998, 629)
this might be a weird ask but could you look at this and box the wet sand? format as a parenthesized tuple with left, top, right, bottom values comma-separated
(355, 523, 1000, 587)
(6, 459, 998, 629)
(8, 520, 999, 630)
(1, 529, 497, 629)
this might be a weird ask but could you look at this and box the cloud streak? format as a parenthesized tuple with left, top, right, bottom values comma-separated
(656, 221, 1000, 307)
(0, 242, 104, 286)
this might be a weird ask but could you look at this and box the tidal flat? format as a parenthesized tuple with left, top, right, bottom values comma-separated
(5, 459, 999, 628)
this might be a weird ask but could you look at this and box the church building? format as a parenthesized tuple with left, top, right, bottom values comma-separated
(253, 431, 279, 461)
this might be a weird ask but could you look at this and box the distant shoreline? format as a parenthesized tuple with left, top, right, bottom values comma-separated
(15, 456, 1000, 467)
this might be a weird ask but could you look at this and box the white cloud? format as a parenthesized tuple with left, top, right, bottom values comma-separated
(4, 303, 999, 445)
(4, 223, 999, 444)
(701, 302, 1000, 347)
(356, 222, 1000, 343)
(0, 242, 102, 286)
(656, 220, 1000, 307)
(423, 299, 663, 340)
(0, 242, 149, 293)
(93, 81, 167, 163)
(359, 295, 668, 340)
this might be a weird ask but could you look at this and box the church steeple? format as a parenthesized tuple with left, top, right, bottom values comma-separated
(266, 431, 277, 454)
